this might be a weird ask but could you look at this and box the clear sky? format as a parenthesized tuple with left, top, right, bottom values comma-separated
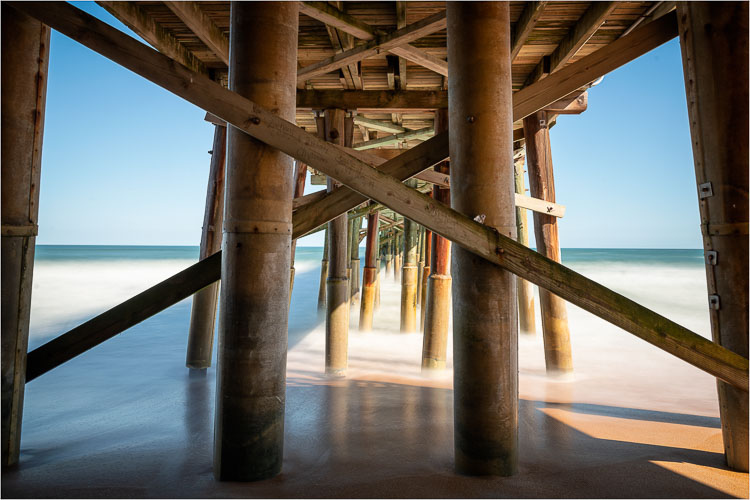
(36, 3, 701, 249)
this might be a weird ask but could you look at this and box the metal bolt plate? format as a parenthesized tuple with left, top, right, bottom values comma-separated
(709, 294, 720, 310)
(699, 182, 713, 199)
(705, 250, 718, 265)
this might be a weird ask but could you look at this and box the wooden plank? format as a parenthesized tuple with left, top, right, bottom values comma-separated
(388, 45, 449, 77)
(297, 11, 446, 83)
(353, 126, 434, 150)
(163, 1, 228, 65)
(396, 1, 408, 88)
(542, 91, 587, 114)
(353, 116, 405, 134)
(19, 3, 745, 391)
(96, 1, 206, 75)
(511, 1, 547, 60)
(550, 2, 618, 71)
(513, 10, 678, 122)
(293, 190, 327, 210)
(296, 89, 448, 111)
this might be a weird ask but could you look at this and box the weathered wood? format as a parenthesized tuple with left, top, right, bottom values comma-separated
(359, 211, 379, 331)
(353, 116, 405, 134)
(511, 1, 547, 60)
(296, 90, 448, 111)
(297, 11, 446, 83)
(317, 227, 328, 312)
(514, 10, 678, 121)
(324, 109, 349, 376)
(353, 126, 434, 150)
(396, 1, 408, 88)
(448, 3, 517, 476)
(400, 179, 420, 332)
(420, 222, 432, 331)
(26, 252, 222, 382)
(20, 2, 747, 393)
(524, 110, 573, 373)
(1, 5, 49, 466)
(163, 1, 228, 65)
(551, 2, 618, 72)
(213, 3, 297, 482)
(96, 1, 206, 75)
(299, 1, 447, 76)
(349, 213, 362, 306)
(185, 124, 226, 369)
(514, 154, 536, 335)
(290, 159, 309, 301)
(678, 1, 749, 472)
(293, 190, 327, 210)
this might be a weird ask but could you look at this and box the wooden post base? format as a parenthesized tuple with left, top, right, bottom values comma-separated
(421, 275, 451, 369)
(359, 267, 377, 331)
(317, 260, 328, 312)
(400, 265, 418, 332)
(185, 282, 219, 369)
(350, 258, 361, 306)
(540, 290, 573, 373)
(420, 265, 430, 331)
(325, 277, 349, 376)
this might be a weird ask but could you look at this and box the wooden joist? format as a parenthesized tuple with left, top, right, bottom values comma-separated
(525, 2, 618, 86)
(163, 1, 228, 65)
(299, 1, 448, 77)
(352, 126, 434, 150)
(297, 11, 446, 83)
(96, 1, 206, 75)
(511, 1, 547, 60)
(19, 3, 739, 393)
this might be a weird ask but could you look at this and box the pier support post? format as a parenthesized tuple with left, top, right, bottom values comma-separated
(1, 5, 49, 467)
(448, 2, 518, 475)
(420, 223, 432, 331)
(417, 226, 425, 307)
(394, 233, 402, 282)
(678, 1, 748, 472)
(400, 183, 420, 332)
(213, 2, 298, 481)
(359, 210, 380, 331)
(289, 160, 308, 301)
(514, 153, 536, 335)
(350, 214, 362, 306)
(186, 124, 226, 369)
(317, 228, 328, 312)
(422, 108, 451, 369)
(523, 111, 573, 373)
(324, 108, 349, 376)
(384, 232, 393, 276)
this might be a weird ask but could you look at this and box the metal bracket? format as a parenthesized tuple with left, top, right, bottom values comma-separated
(705, 250, 718, 265)
(539, 119, 547, 128)
(698, 182, 713, 199)
(708, 294, 720, 310)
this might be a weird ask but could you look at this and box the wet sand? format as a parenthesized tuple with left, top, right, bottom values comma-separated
(3, 268, 748, 498)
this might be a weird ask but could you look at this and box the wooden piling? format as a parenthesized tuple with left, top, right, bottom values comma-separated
(324, 108, 349, 376)
(420, 224, 432, 331)
(523, 111, 573, 373)
(401, 187, 420, 332)
(417, 226, 425, 307)
(213, 2, 298, 481)
(359, 211, 380, 331)
(514, 154, 536, 335)
(394, 233, 402, 282)
(317, 227, 328, 312)
(185, 124, 226, 369)
(1, 4, 49, 467)
(448, 2, 518, 476)
(289, 160, 308, 301)
(350, 214, 362, 306)
(678, 1, 749, 472)
(422, 109, 451, 370)
(384, 230, 393, 276)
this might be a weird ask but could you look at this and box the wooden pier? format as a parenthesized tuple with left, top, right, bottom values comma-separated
(2, 0, 747, 491)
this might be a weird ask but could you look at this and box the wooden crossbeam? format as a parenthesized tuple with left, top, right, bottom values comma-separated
(19, 3, 733, 392)
(396, 1, 408, 88)
(297, 11, 446, 83)
(293, 190, 327, 210)
(511, 1, 548, 60)
(299, 1, 448, 77)
(525, 2, 617, 86)
(96, 1, 206, 75)
(296, 90, 448, 111)
(352, 126, 434, 150)
(163, 1, 228, 65)
(353, 116, 405, 134)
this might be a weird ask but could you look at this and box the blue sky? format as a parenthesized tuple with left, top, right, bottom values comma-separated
(37, 3, 700, 248)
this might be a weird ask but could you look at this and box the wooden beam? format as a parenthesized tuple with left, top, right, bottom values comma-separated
(513, 10, 678, 122)
(96, 1, 206, 75)
(299, 1, 448, 76)
(551, 2, 617, 71)
(297, 11, 446, 83)
(293, 190, 327, 210)
(511, 1, 547, 60)
(19, 3, 742, 392)
(296, 89, 448, 111)
(353, 126, 434, 150)
(163, 1, 228, 65)
(353, 116, 405, 134)
(396, 1, 408, 89)
(541, 91, 587, 114)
